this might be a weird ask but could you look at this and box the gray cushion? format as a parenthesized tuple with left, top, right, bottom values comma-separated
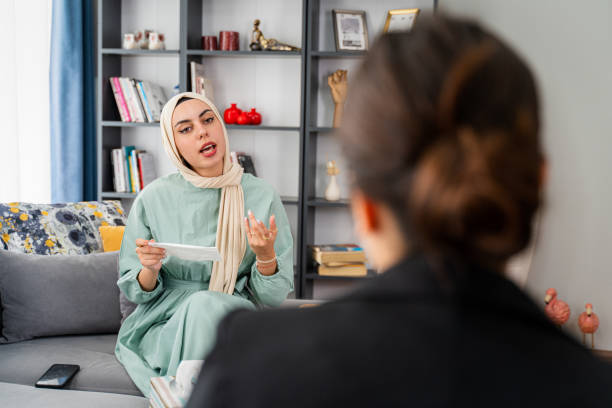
(0, 382, 147, 408)
(118, 258, 138, 323)
(0, 334, 141, 396)
(0, 250, 122, 343)
(119, 292, 138, 323)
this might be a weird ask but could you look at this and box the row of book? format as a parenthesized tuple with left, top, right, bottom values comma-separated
(110, 146, 156, 193)
(109, 77, 168, 123)
(310, 244, 368, 277)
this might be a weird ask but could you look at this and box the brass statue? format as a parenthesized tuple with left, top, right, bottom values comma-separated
(327, 69, 348, 128)
(250, 19, 301, 52)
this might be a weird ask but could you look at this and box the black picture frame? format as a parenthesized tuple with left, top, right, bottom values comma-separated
(332, 9, 368, 51)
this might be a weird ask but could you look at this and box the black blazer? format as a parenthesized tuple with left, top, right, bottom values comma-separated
(187, 254, 612, 407)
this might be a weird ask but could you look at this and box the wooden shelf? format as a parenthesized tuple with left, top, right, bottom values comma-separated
(102, 48, 179, 56)
(307, 198, 350, 207)
(225, 125, 300, 132)
(102, 121, 159, 128)
(281, 196, 299, 205)
(187, 50, 302, 57)
(304, 269, 377, 280)
(310, 51, 366, 58)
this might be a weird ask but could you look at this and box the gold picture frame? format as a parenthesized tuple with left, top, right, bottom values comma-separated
(383, 8, 420, 33)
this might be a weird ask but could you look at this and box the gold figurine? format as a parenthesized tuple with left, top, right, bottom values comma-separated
(250, 19, 301, 52)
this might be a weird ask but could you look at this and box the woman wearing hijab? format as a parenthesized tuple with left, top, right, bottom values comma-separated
(114, 92, 294, 396)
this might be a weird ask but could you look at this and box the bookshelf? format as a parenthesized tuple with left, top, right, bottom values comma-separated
(299, 0, 437, 298)
(96, 0, 436, 299)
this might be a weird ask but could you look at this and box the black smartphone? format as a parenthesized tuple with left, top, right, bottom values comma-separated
(35, 364, 80, 388)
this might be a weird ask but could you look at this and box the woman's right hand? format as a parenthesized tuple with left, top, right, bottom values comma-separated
(135, 239, 166, 274)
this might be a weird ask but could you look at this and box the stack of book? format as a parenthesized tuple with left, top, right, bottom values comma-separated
(310, 244, 368, 277)
(110, 146, 156, 193)
(109, 77, 168, 123)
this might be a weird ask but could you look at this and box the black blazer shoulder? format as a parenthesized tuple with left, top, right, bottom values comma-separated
(187, 255, 612, 408)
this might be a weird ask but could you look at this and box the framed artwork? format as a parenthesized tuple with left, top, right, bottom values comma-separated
(383, 8, 420, 33)
(332, 9, 369, 51)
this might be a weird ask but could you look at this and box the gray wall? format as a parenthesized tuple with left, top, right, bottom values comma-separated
(440, 0, 612, 349)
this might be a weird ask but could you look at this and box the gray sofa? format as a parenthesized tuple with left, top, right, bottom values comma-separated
(0, 335, 147, 406)
(0, 248, 315, 407)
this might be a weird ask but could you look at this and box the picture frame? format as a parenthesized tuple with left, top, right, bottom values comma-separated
(332, 9, 369, 51)
(383, 8, 420, 33)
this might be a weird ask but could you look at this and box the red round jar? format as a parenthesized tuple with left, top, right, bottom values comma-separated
(247, 108, 262, 125)
(223, 103, 241, 124)
(236, 111, 251, 125)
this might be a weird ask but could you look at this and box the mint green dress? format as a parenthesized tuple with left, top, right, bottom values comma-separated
(115, 172, 294, 396)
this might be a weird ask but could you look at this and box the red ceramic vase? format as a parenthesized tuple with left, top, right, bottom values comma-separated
(247, 108, 262, 125)
(236, 111, 251, 125)
(223, 103, 241, 124)
(201, 35, 218, 50)
(219, 31, 240, 51)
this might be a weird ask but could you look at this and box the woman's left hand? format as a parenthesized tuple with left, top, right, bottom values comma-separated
(245, 210, 278, 260)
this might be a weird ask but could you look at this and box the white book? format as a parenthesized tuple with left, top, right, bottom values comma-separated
(142, 81, 168, 122)
(119, 77, 145, 122)
(136, 80, 154, 122)
(190, 61, 214, 102)
(111, 149, 120, 192)
(118, 148, 129, 192)
(114, 149, 126, 192)
(130, 79, 147, 123)
(118, 77, 136, 122)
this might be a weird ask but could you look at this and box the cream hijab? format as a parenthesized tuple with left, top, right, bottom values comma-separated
(160, 92, 245, 295)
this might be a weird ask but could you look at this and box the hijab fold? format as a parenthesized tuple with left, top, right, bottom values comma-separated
(160, 92, 245, 294)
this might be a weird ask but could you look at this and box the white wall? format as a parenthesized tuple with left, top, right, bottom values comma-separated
(441, 0, 612, 349)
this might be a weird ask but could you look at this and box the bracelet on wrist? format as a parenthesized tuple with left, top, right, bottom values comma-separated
(256, 256, 277, 264)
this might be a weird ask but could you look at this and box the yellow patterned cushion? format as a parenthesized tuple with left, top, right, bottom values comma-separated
(0, 201, 126, 255)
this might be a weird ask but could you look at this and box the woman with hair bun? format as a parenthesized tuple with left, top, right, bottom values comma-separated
(187, 14, 612, 407)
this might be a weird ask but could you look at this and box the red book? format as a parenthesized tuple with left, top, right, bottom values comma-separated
(137, 153, 145, 188)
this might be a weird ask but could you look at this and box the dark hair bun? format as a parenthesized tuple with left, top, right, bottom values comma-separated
(409, 127, 524, 263)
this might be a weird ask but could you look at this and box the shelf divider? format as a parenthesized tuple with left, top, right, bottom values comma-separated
(187, 50, 302, 57)
(102, 48, 179, 56)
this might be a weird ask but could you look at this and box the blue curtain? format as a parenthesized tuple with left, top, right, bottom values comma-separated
(50, 0, 96, 203)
